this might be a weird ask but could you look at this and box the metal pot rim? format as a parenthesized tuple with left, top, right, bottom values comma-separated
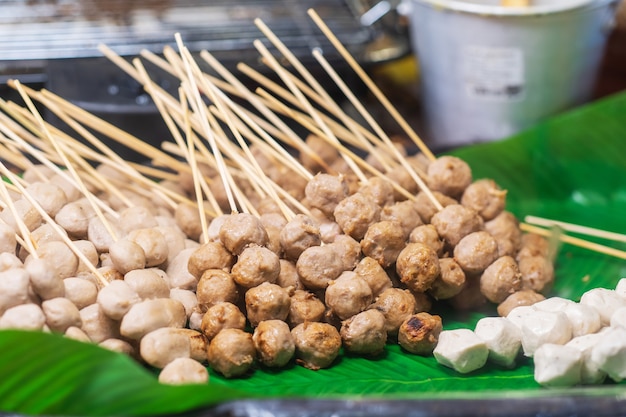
(409, 0, 616, 16)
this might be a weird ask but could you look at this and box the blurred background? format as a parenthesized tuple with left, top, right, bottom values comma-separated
(0, 0, 624, 157)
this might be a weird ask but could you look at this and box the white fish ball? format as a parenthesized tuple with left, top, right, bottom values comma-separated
(433, 329, 489, 374)
(533, 343, 582, 387)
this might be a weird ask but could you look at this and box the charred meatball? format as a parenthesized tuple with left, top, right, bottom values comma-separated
(371, 288, 417, 336)
(398, 312, 442, 355)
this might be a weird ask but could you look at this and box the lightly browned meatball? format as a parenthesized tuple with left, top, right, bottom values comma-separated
(304, 173, 349, 219)
(325, 271, 373, 320)
(358, 177, 394, 208)
(516, 233, 551, 261)
(276, 259, 304, 290)
(413, 191, 457, 224)
(428, 258, 466, 300)
(219, 212, 269, 255)
(279, 214, 321, 261)
(480, 256, 522, 304)
(427, 155, 472, 199)
(187, 241, 235, 279)
(333, 192, 381, 241)
(208, 328, 255, 378)
(371, 288, 417, 336)
(380, 200, 423, 239)
(196, 269, 239, 309)
(409, 224, 445, 257)
(484, 211, 522, 258)
(518, 255, 554, 295)
(296, 245, 344, 290)
(461, 179, 507, 221)
(453, 231, 499, 275)
(431, 204, 483, 248)
(253, 320, 295, 368)
(231, 245, 280, 289)
(325, 234, 362, 271)
(396, 243, 440, 293)
(361, 221, 406, 269)
(200, 302, 246, 341)
(497, 289, 546, 317)
(245, 282, 291, 327)
(291, 322, 341, 370)
(340, 309, 387, 356)
(288, 290, 326, 326)
(398, 312, 442, 355)
(300, 134, 340, 174)
(354, 256, 393, 298)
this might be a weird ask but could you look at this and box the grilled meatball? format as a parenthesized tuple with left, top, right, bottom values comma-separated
(413, 191, 457, 224)
(187, 241, 235, 279)
(484, 211, 522, 258)
(427, 156, 472, 199)
(208, 328, 255, 378)
(354, 256, 393, 298)
(497, 289, 546, 317)
(333, 192, 381, 241)
(358, 177, 395, 208)
(380, 200, 423, 238)
(325, 271, 373, 320)
(409, 224, 445, 257)
(431, 204, 482, 248)
(516, 233, 550, 261)
(245, 282, 291, 327)
(326, 234, 362, 271)
(196, 269, 239, 309)
(200, 302, 246, 341)
(276, 259, 304, 290)
(340, 309, 387, 356)
(480, 256, 522, 304)
(253, 319, 295, 368)
(453, 231, 499, 275)
(219, 213, 269, 255)
(304, 173, 349, 219)
(174, 203, 203, 241)
(396, 243, 440, 293)
(371, 288, 417, 336)
(519, 255, 554, 295)
(288, 290, 326, 327)
(231, 245, 280, 289)
(291, 322, 341, 370)
(361, 221, 406, 269)
(296, 245, 344, 290)
(428, 258, 466, 300)
(398, 312, 443, 355)
(385, 165, 420, 201)
(279, 214, 321, 261)
(461, 179, 507, 221)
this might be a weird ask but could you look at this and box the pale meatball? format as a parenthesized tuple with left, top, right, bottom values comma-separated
(427, 155, 472, 198)
(519, 255, 555, 295)
(453, 231, 499, 275)
(25, 181, 67, 217)
(340, 309, 387, 356)
(126, 228, 169, 268)
(304, 173, 349, 219)
(333, 192, 381, 241)
(370, 288, 417, 336)
(385, 165, 419, 201)
(196, 269, 239, 309)
(288, 290, 326, 327)
(326, 234, 362, 271)
(109, 239, 146, 275)
(276, 259, 304, 290)
(325, 271, 373, 320)
(480, 256, 522, 304)
(245, 282, 291, 327)
(55, 198, 95, 239)
(296, 245, 344, 290)
(253, 320, 295, 368)
(279, 214, 321, 261)
(219, 212, 269, 255)
(461, 179, 507, 221)
(231, 245, 280, 289)
(117, 206, 158, 235)
(517, 233, 551, 261)
(174, 203, 203, 241)
(361, 221, 406, 269)
(291, 322, 341, 370)
(396, 243, 440, 293)
(358, 177, 394, 208)
(431, 204, 482, 247)
(208, 328, 256, 378)
(30, 241, 78, 280)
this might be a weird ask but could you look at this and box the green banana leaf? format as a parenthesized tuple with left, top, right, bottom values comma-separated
(1, 91, 625, 417)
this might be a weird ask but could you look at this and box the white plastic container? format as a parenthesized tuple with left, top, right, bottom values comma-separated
(406, 0, 619, 149)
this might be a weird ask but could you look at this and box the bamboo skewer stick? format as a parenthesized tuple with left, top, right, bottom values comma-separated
(0, 177, 38, 257)
(524, 215, 626, 244)
(307, 8, 436, 162)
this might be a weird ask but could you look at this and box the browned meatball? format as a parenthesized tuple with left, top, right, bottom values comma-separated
(484, 211, 522, 258)
(196, 269, 239, 309)
(380, 200, 423, 238)
(427, 156, 472, 199)
(291, 322, 341, 370)
(431, 204, 482, 247)
(358, 177, 395, 208)
(354, 257, 393, 298)
(231, 245, 280, 289)
(428, 257, 466, 300)
(200, 302, 246, 341)
(460, 179, 507, 221)
(516, 233, 550, 261)
(325, 271, 373, 320)
(300, 134, 340, 174)
(397, 312, 442, 355)
(479, 256, 522, 304)
(279, 214, 321, 261)
(409, 224, 445, 257)
(361, 221, 406, 269)
(304, 173, 349, 219)
(371, 288, 417, 336)
(252, 319, 295, 368)
(208, 328, 255, 378)
(219, 213, 269, 255)
(296, 245, 344, 290)
(396, 243, 440, 293)
(518, 255, 554, 295)
(187, 242, 235, 279)
(385, 165, 420, 201)
(276, 259, 304, 290)
(340, 309, 387, 356)
(326, 234, 362, 271)
(174, 203, 203, 241)
(333, 192, 381, 241)
(453, 231, 499, 275)
(413, 191, 457, 224)
(288, 290, 326, 326)
(245, 282, 291, 327)
(496, 289, 546, 317)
